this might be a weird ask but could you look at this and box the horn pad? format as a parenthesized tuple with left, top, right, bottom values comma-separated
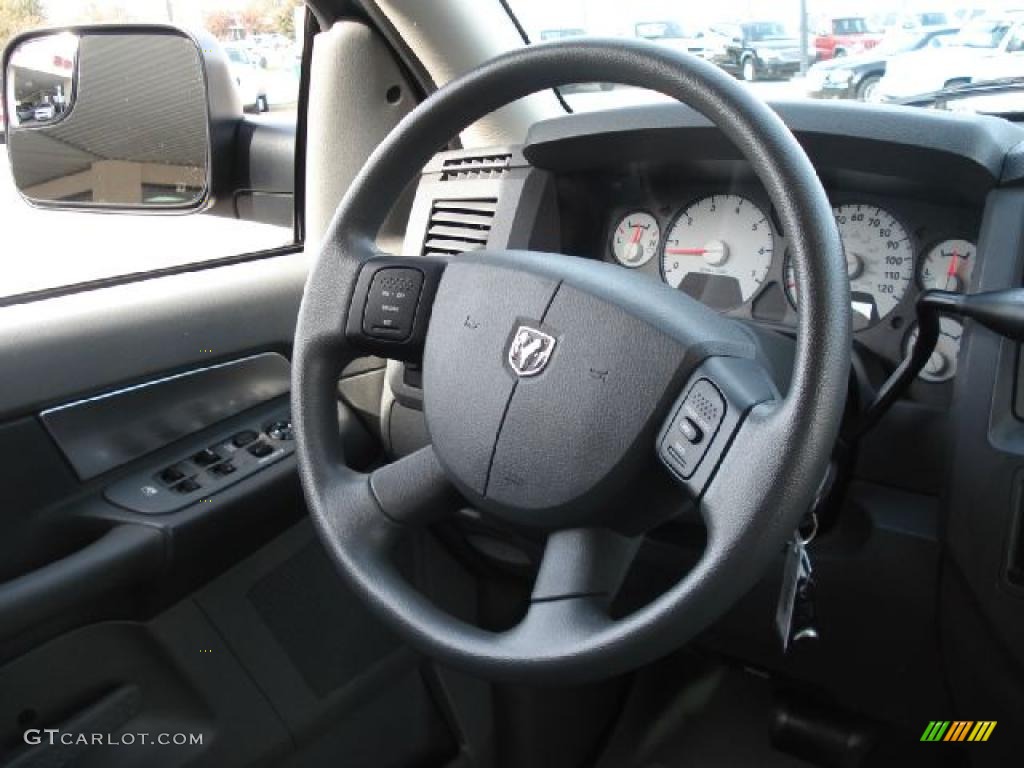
(423, 257, 683, 528)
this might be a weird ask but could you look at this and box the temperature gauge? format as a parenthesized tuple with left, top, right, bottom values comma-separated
(903, 317, 964, 383)
(920, 239, 975, 293)
(611, 211, 660, 268)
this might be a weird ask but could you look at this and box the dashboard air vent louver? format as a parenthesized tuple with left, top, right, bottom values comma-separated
(422, 199, 498, 256)
(440, 153, 512, 181)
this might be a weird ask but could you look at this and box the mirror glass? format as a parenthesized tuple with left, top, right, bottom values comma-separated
(6, 33, 78, 128)
(5, 30, 209, 209)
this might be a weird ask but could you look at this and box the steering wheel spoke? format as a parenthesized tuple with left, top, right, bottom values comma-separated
(492, 527, 638, 655)
(531, 527, 641, 604)
(369, 445, 461, 527)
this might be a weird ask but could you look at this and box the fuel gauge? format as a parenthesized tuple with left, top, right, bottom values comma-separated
(611, 211, 660, 268)
(920, 239, 975, 293)
(903, 317, 964, 383)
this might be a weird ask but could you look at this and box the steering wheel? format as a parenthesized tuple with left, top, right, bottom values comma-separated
(292, 39, 850, 683)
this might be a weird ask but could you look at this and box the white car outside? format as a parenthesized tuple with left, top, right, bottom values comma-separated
(878, 16, 1024, 100)
(223, 43, 269, 113)
(634, 21, 710, 59)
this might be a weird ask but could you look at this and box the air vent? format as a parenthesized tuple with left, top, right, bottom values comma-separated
(440, 153, 512, 181)
(422, 199, 497, 256)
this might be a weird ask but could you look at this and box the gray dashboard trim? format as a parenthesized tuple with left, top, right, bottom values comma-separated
(0, 254, 307, 423)
(523, 101, 1024, 186)
(41, 352, 291, 481)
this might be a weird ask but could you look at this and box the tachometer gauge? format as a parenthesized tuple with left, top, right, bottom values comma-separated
(903, 317, 964, 383)
(611, 211, 660, 267)
(784, 205, 914, 330)
(920, 239, 975, 293)
(661, 194, 773, 310)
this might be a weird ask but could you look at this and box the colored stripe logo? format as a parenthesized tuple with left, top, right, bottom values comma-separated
(920, 721, 996, 742)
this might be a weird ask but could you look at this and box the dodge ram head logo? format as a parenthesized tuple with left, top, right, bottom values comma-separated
(507, 326, 556, 377)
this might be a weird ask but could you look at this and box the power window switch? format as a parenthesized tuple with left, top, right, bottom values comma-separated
(193, 449, 220, 467)
(248, 441, 274, 458)
(210, 461, 236, 477)
(158, 466, 185, 485)
(175, 477, 201, 493)
(231, 430, 259, 448)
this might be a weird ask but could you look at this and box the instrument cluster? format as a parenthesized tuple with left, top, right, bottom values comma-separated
(605, 191, 979, 384)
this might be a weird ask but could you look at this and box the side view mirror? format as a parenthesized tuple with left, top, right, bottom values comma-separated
(2, 25, 237, 212)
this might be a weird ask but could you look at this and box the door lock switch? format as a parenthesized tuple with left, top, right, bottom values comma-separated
(265, 420, 294, 441)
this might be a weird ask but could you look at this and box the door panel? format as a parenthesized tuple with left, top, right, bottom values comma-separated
(0, 16, 431, 767)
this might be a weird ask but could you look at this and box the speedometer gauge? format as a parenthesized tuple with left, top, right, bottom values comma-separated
(834, 204, 913, 327)
(661, 194, 773, 311)
(784, 204, 913, 330)
(611, 211, 660, 267)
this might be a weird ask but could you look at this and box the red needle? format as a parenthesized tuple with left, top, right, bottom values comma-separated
(666, 248, 707, 255)
(630, 225, 643, 244)
(947, 251, 959, 280)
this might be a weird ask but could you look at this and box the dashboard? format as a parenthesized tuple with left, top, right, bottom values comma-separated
(397, 100, 1024, 726)
(596, 181, 980, 384)
(403, 101, 1024, 419)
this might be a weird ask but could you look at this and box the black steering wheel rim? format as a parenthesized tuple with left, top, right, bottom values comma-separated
(292, 39, 850, 683)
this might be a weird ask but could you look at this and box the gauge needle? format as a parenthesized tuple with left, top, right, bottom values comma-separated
(665, 248, 707, 255)
(631, 226, 644, 244)
(945, 251, 961, 290)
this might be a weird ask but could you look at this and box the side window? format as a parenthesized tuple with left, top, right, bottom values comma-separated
(2, 1, 305, 300)
(1007, 30, 1024, 53)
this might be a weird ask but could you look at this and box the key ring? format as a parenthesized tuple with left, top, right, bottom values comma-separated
(799, 511, 819, 546)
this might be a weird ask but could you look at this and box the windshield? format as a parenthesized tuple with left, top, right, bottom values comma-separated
(744, 22, 790, 41)
(873, 31, 928, 55)
(954, 20, 1010, 47)
(636, 21, 687, 39)
(506, 1, 1024, 117)
(833, 18, 869, 34)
